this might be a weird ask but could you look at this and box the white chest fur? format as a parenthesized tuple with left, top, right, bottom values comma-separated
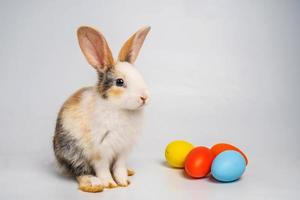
(88, 95, 144, 160)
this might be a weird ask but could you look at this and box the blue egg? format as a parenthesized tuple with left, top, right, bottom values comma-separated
(211, 150, 246, 182)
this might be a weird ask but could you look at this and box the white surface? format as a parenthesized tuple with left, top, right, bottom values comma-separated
(0, 0, 300, 199)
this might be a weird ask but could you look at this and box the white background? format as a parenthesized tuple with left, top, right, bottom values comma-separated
(0, 0, 299, 199)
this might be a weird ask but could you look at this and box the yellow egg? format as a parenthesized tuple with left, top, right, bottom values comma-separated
(165, 140, 194, 168)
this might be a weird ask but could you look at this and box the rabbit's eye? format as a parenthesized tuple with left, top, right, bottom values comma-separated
(115, 78, 125, 87)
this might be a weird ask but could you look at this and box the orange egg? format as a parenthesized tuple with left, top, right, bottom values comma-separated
(211, 143, 248, 165)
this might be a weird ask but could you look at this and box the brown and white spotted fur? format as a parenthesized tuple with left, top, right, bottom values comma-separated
(53, 26, 150, 192)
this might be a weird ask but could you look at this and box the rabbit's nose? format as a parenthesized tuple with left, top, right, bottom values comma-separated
(140, 96, 147, 103)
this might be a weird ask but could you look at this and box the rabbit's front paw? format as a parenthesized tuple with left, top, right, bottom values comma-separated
(98, 174, 118, 188)
(77, 175, 104, 193)
(114, 167, 130, 187)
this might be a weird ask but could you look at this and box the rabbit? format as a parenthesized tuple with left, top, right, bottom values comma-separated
(53, 25, 151, 193)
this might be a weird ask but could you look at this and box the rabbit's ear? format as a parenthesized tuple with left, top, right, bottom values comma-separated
(118, 26, 151, 64)
(77, 26, 114, 71)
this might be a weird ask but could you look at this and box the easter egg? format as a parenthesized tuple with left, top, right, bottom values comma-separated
(184, 146, 214, 178)
(165, 140, 194, 168)
(211, 143, 248, 165)
(211, 150, 246, 182)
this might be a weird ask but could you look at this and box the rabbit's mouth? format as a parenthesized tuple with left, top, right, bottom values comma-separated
(139, 103, 145, 108)
(137, 101, 148, 109)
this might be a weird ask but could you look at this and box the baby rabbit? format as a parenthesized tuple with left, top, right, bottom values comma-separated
(53, 26, 150, 192)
